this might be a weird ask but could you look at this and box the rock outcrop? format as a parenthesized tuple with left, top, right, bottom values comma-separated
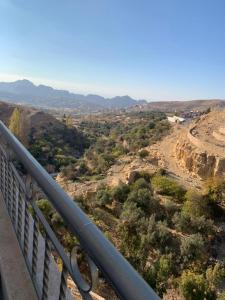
(175, 111, 225, 179)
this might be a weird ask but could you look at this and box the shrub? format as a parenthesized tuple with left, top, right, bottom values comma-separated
(36, 199, 54, 223)
(180, 234, 205, 263)
(180, 270, 216, 300)
(155, 221, 174, 252)
(205, 177, 225, 204)
(112, 183, 130, 203)
(183, 190, 210, 218)
(131, 178, 151, 191)
(127, 188, 158, 214)
(144, 254, 173, 296)
(173, 212, 214, 235)
(128, 170, 151, 185)
(139, 149, 149, 159)
(95, 186, 113, 207)
(163, 199, 179, 220)
(206, 263, 225, 290)
(152, 175, 186, 201)
(119, 202, 147, 267)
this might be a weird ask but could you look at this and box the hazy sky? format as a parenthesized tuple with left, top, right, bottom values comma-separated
(1, 0, 225, 100)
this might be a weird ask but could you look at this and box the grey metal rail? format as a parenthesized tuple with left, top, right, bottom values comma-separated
(0, 120, 160, 300)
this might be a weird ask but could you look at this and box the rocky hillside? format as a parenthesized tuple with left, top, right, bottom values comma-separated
(176, 111, 225, 179)
(0, 101, 89, 171)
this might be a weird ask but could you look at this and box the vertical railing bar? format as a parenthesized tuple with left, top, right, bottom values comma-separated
(11, 172, 17, 228)
(42, 236, 51, 300)
(3, 156, 7, 207)
(59, 264, 68, 300)
(23, 197, 30, 260)
(17, 184, 23, 245)
(32, 211, 39, 278)
(6, 156, 11, 214)
(0, 150, 3, 192)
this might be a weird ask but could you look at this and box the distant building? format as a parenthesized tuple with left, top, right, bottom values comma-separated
(180, 110, 202, 119)
(167, 116, 185, 123)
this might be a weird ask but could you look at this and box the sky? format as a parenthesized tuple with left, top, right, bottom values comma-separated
(1, 0, 225, 100)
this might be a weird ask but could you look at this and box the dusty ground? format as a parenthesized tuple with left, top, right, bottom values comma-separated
(146, 123, 203, 190)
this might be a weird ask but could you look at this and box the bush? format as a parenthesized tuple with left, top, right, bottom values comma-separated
(152, 175, 186, 201)
(36, 199, 54, 223)
(119, 202, 147, 267)
(180, 234, 205, 263)
(95, 186, 113, 207)
(180, 270, 216, 300)
(131, 178, 151, 191)
(205, 177, 225, 204)
(139, 149, 149, 159)
(144, 254, 173, 296)
(155, 221, 174, 252)
(183, 190, 210, 218)
(127, 188, 158, 214)
(163, 199, 179, 220)
(128, 171, 151, 185)
(112, 183, 130, 203)
(173, 212, 214, 235)
(206, 263, 225, 290)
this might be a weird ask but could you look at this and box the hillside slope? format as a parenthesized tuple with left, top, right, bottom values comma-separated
(0, 101, 89, 171)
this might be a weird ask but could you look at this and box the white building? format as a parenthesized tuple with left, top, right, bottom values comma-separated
(167, 116, 185, 123)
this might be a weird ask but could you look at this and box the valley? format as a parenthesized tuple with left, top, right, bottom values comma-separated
(2, 98, 225, 299)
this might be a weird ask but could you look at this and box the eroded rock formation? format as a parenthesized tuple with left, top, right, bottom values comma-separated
(175, 111, 225, 179)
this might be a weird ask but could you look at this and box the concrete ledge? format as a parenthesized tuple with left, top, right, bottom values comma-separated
(0, 193, 38, 300)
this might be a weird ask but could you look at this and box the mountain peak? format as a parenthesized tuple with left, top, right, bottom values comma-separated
(14, 79, 35, 87)
(0, 79, 148, 111)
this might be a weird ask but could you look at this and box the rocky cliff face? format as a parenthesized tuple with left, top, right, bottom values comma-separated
(176, 139, 225, 178)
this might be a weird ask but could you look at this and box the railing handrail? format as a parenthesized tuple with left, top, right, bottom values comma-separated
(0, 121, 159, 300)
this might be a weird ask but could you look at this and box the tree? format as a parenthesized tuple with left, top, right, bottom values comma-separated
(65, 114, 73, 128)
(9, 108, 22, 139)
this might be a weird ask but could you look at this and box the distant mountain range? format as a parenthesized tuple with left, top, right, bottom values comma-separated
(0, 79, 147, 112)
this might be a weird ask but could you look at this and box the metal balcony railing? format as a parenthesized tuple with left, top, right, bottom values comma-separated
(0, 120, 160, 300)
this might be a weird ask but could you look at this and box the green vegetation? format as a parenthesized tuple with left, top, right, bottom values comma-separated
(62, 111, 170, 180)
(139, 149, 149, 159)
(43, 170, 224, 298)
(9, 108, 28, 145)
(180, 270, 216, 300)
(13, 107, 225, 298)
(152, 175, 186, 201)
(9, 108, 21, 138)
(28, 121, 89, 172)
